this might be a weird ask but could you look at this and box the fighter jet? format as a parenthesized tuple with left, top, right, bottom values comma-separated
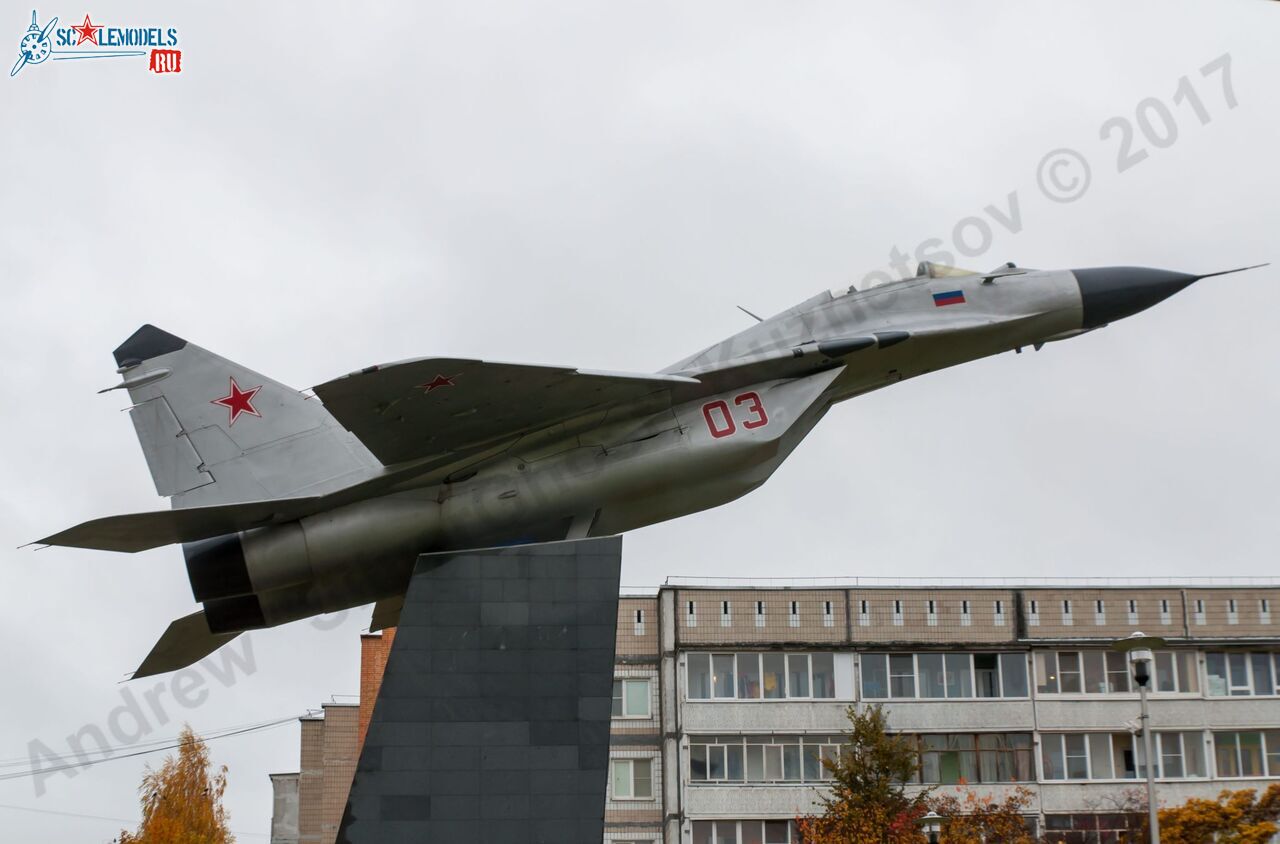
(37, 262, 1264, 677)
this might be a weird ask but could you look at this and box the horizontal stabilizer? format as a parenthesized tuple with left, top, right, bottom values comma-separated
(38, 496, 320, 552)
(133, 611, 240, 679)
(314, 357, 699, 465)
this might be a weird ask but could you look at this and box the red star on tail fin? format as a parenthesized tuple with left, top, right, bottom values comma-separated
(211, 377, 263, 425)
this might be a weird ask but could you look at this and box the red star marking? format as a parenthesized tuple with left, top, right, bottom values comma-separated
(211, 377, 263, 426)
(72, 14, 102, 46)
(418, 374, 456, 393)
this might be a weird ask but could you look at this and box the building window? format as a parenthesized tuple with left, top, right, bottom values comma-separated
(1035, 650, 1129, 694)
(690, 735, 841, 784)
(822, 600, 834, 628)
(960, 600, 972, 628)
(1128, 598, 1139, 625)
(1041, 732, 1207, 780)
(721, 600, 732, 628)
(1194, 599, 1206, 626)
(1228, 598, 1239, 626)
(1262, 598, 1272, 624)
(892, 599, 904, 627)
(1035, 649, 1197, 695)
(610, 758, 653, 799)
(1027, 599, 1039, 627)
(858, 599, 870, 627)
(1153, 651, 1200, 693)
(687, 600, 697, 628)
(755, 600, 766, 629)
(692, 820, 796, 844)
(1160, 598, 1172, 625)
(860, 652, 1028, 700)
(1205, 652, 1280, 697)
(686, 652, 836, 700)
(633, 608, 645, 637)
(1214, 731, 1280, 778)
(911, 733, 1034, 784)
(789, 600, 800, 629)
(612, 679, 650, 718)
(1094, 599, 1106, 626)
(1061, 599, 1073, 626)
(994, 599, 1005, 626)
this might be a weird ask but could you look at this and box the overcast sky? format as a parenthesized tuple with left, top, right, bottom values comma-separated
(2, 0, 1278, 839)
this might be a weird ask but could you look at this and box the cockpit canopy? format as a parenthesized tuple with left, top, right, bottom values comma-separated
(915, 261, 977, 279)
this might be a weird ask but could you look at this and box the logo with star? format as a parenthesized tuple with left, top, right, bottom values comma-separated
(211, 376, 263, 426)
(71, 14, 101, 45)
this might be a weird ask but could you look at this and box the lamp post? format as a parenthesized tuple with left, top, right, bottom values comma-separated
(916, 810, 943, 844)
(1112, 631, 1166, 843)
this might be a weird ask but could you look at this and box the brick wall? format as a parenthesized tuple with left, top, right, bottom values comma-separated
(357, 631, 395, 749)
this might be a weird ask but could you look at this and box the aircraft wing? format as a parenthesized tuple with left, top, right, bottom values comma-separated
(313, 358, 700, 465)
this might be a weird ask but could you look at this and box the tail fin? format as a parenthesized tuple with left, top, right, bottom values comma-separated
(110, 325, 376, 507)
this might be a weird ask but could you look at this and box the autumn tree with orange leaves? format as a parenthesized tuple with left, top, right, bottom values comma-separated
(929, 786, 1038, 844)
(116, 725, 234, 844)
(797, 706, 1041, 844)
(1157, 784, 1280, 844)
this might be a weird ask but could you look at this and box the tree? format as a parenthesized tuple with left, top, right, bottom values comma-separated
(1157, 784, 1280, 844)
(796, 704, 931, 844)
(928, 785, 1038, 844)
(117, 725, 235, 844)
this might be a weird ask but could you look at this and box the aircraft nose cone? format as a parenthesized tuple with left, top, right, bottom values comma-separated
(1072, 266, 1201, 330)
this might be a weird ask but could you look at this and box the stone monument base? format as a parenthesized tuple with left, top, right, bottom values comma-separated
(337, 536, 623, 843)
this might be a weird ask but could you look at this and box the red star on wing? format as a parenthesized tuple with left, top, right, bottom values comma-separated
(72, 14, 102, 46)
(211, 376, 263, 426)
(417, 374, 457, 393)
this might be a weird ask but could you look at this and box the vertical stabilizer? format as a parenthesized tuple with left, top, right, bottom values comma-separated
(110, 325, 377, 507)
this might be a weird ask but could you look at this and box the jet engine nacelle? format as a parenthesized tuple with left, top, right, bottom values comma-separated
(184, 495, 442, 633)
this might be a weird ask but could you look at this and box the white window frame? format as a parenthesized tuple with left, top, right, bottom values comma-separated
(1205, 651, 1280, 698)
(1213, 730, 1279, 779)
(861, 651, 1028, 701)
(686, 652, 837, 701)
(1041, 731, 1208, 782)
(610, 757, 654, 800)
(689, 734, 841, 786)
(690, 820, 797, 844)
(613, 678, 651, 719)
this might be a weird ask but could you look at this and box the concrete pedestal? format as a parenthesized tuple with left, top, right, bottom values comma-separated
(337, 536, 623, 843)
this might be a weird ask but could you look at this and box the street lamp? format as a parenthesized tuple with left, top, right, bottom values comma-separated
(916, 810, 943, 844)
(1112, 631, 1166, 843)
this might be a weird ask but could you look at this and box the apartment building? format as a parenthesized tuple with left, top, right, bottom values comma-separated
(271, 580, 1280, 844)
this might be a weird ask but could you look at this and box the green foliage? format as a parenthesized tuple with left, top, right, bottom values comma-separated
(797, 704, 930, 843)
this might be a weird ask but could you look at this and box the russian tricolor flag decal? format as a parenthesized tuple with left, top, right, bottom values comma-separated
(933, 289, 966, 307)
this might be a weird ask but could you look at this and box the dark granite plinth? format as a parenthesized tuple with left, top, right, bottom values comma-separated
(337, 536, 623, 844)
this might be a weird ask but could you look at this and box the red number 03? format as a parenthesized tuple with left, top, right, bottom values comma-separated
(701, 391, 769, 439)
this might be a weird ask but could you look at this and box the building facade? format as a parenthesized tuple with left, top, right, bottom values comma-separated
(271, 581, 1280, 844)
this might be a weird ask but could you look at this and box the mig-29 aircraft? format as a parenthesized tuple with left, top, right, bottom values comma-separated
(36, 262, 1264, 677)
